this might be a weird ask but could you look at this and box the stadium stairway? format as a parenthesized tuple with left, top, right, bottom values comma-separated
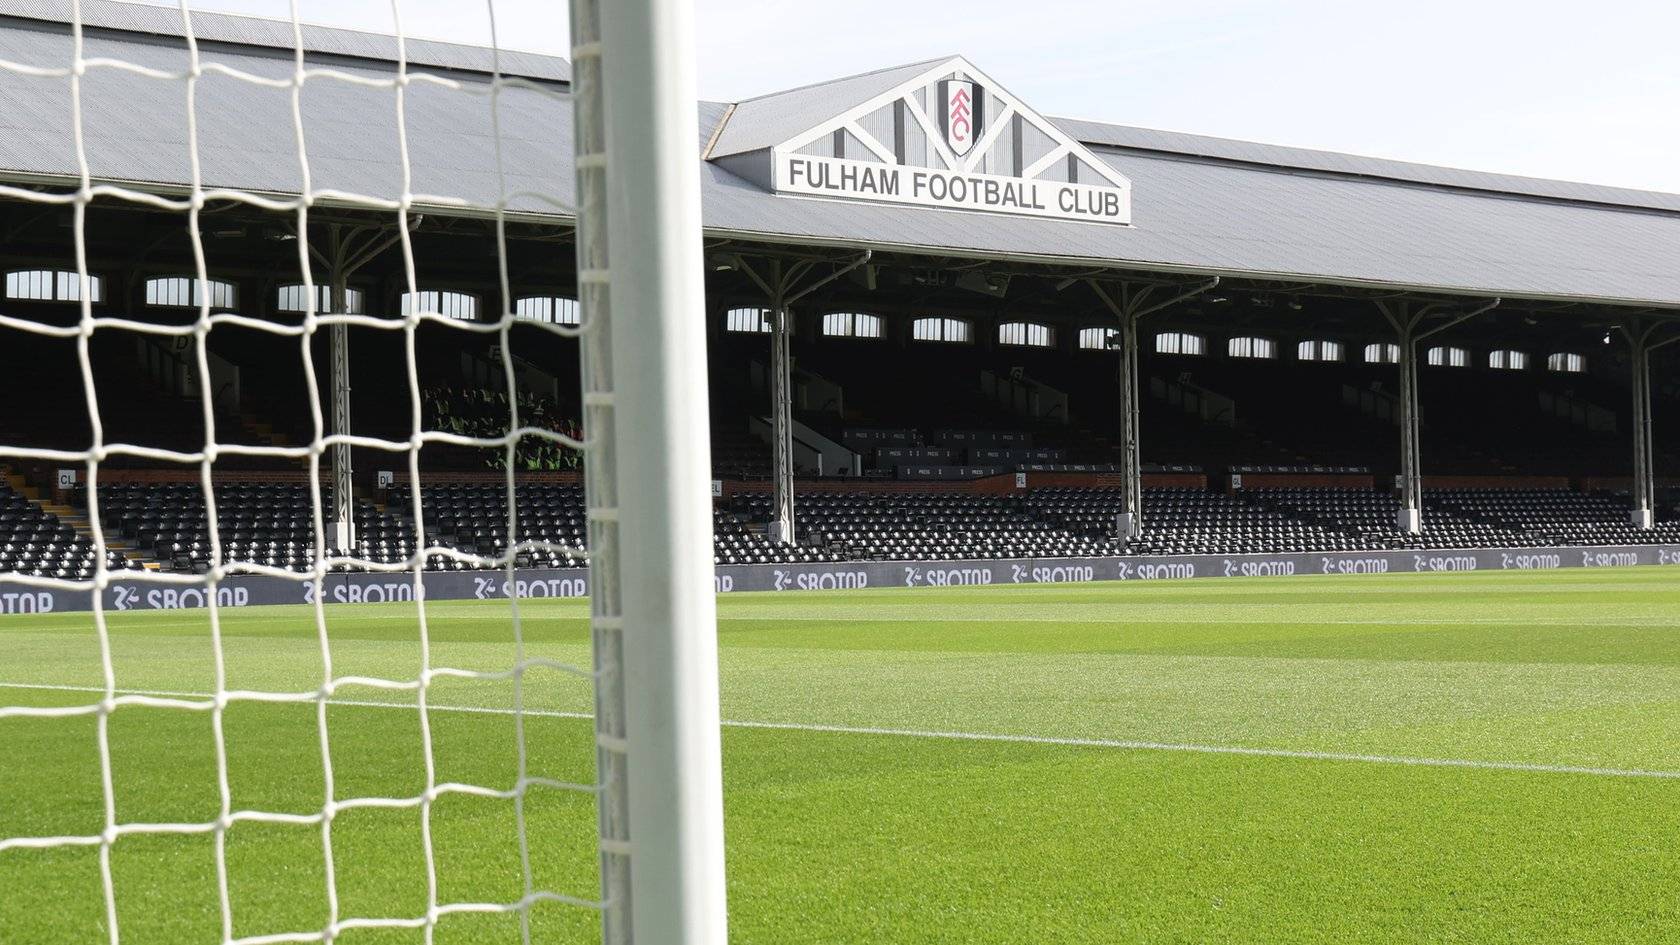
(4, 472, 156, 570)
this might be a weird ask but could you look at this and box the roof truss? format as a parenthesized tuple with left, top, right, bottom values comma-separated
(772, 56, 1131, 192)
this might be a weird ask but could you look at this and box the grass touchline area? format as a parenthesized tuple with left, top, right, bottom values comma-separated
(8, 677, 1680, 783)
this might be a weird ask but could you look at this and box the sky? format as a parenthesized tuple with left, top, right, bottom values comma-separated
(170, 0, 1680, 194)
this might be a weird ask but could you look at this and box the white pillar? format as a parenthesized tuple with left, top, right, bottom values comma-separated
(575, 0, 729, 941)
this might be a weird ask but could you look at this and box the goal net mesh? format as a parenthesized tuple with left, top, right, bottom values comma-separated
(0, 1, 627, 942)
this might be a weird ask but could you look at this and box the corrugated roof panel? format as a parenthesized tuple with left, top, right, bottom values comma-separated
(0, 0, 569, 82)
(1058, 118, 1680, 215)
(0, 24, 572, 211)
(0, 26, 1673, 306)
(696, 145, 1680, 305)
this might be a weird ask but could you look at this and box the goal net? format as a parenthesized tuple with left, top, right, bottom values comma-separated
(0, 1, 724, 943)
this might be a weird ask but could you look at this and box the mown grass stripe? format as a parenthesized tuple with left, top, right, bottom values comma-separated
(8, 681, 1679, 782)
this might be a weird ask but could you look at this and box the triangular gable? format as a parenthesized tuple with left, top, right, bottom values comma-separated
(707, 57, 952, 160)
(710, 57, 1131, 226)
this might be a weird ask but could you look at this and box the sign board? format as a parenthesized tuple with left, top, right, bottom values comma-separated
(1230, 474, 1243, 490)
(56, 468, 77, 488)
(756, 58, 1132, 226)
(711, 479, 724, 498)
(1015, 472, 1027, 489)
(775, 155, 1127, 225)
(376, 471, 394, 488)
(6, 543, 1677, 615)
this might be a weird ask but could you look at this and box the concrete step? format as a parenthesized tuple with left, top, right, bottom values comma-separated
(37, 498, 157, 570)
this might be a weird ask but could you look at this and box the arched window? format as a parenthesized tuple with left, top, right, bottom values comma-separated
(1078, 327, 1118, 351)
(145, 276, 237, 309)
(725, 307, 772, 333)
(1298, 340, 1344, 362)
(401, 290, 478, 321)
(515, 296, 580, 325)
(1426, 346, 1469, 367)
(998, 321, 1054, 347)
(911, 316, 972, 344)
(1547, 352, 1585, 373)
(1227, 336, 1277, 360)
(1489, 349, 1529, 370)
(1364, 343, 1400, 364)
(822, 312, 883, 339)
(6, 269, 102, 303)
(1154, 331, 1205, 356)
(276, 284, 364, 314)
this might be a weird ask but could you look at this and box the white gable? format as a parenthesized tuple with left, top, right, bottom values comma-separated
(717, 57, 1131, 226)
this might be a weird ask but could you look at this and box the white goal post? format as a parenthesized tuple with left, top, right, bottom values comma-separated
(573, 0, 729, 942)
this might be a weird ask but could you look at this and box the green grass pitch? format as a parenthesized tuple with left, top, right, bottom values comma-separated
(4, 567, 1680, 943)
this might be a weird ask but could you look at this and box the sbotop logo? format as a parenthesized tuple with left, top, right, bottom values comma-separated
(112, 584, 250, 610)
(1116, 561, 1195, 580)
(0, 590, 54, 614)
(1224, 558, 1295, 578)
(1412, 554, 1478, 573)
(772, 569, 869, 591)
(473, 576, 588, 600)
(1320, 556, 1389, 575)
(111, 585, 142, 611)
(903, 565, 993, 587)
(302, 580, 417, 605)
(1009, 563, 1096, 584)
(1500, 552, 1561, 570)
(1581, 549, 1639, 568)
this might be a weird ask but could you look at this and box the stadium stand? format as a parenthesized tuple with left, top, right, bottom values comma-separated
(1038, 487, 1362, 556)
(421, 387, 582, 471)
(33, 477, 1672, 572)
(765, 491, 1117, 561)
(1, 481, 139, 578)
(81, 482, 407, 573)
(1428, 488, 1680, 547)
(388, 482, 588, 569)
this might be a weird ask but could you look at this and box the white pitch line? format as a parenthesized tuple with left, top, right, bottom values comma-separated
(4, 682, 1679, 781)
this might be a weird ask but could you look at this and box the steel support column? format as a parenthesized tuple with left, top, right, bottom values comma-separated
(1633, 336, 1653, 528)
(310, 222, 407, 553)
(738, 251, 871, 546)
(767, 292, 795, 542)
(1377, 298, 1500, 535)
(329, 286, 354, 551)
(1623, 320, 1680, 529)
(1115, 307, 1141, 539)
(1394, 322, 1422, 533)
(1089, 277, 1218, 543)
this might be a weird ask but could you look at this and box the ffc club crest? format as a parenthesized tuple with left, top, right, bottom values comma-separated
(939, 79, 983, 157)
